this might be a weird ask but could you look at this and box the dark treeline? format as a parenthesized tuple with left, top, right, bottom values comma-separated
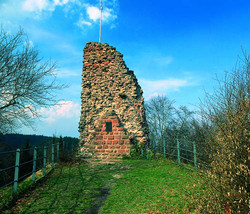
(0, 134, 78, 152)
(0, 134, 79, 189)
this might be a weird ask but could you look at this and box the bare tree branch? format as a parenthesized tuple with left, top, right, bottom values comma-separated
(0, 28, 65, 133)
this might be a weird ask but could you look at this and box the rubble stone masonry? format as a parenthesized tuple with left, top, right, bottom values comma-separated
(78, 42, 148, 159)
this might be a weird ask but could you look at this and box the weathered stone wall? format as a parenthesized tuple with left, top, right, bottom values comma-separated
(78, 42, 148, 158)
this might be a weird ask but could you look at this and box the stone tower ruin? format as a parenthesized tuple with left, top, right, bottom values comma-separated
(79, 42, 148, 159)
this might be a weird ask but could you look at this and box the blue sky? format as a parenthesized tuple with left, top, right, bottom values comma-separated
(1, 0, 250, 138)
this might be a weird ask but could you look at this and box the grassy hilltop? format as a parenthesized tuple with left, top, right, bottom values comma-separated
(2, 159, 202, 214)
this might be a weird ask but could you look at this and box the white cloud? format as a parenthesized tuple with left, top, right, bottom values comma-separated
(22, 0, 49, 12)
(76, 13, 92, 28)
(39, 101, 80, 122)
(87, 6, 100, 22)
(140, 79, 189, 92)
(154, 56, 174, 66)
(53, 0, 70, 6)
(146, 92, 166, 101)
(22, 0, 71, 12)
(139, 78, 194, 100)
(80, 20, 92, 26)
(56, 69, 79, 77)
(86, 6, 116, 22)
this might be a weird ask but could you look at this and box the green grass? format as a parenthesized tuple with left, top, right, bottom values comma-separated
(0, 164, 54, 211)
(100, 159, 202, 214)
(1, 159, 203, 213)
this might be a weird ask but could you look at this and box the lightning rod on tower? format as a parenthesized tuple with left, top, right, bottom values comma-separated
(99, 0, 103, 43)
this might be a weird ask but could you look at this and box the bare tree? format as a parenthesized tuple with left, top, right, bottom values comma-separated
(0, 28, 64, 133)
(145, 95, 175, 153)
(196, 52, 250, 213)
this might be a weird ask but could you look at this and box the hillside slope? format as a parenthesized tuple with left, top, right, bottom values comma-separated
(3, 159, 202, 214)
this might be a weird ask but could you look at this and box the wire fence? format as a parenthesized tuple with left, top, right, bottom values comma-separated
(0, 140, 78, 194)
(140, 138, 210, 171)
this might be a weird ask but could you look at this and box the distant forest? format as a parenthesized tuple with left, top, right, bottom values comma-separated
(0, 134, 79, 152)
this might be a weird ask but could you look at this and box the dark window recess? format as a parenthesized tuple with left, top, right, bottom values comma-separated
(119, 94, 128, 100)
(106, 122, 112, 133)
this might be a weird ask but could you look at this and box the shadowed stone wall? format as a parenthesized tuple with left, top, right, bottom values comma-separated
(78, 42, 148, 158)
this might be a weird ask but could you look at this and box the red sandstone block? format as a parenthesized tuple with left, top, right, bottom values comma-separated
(118, 149, 125, 153)
(103, 145, 108, 149)
(112, 123, 119, 127)
(107, 140, 112, 145)
(112, 140, 118, 144)
(112, 119, 119, 124)
(97, 145, 102, 149)
(121, 145, 126, 149)
(117, 127, 123, 131)
(96, 135, 103, 140)
(100, 149, 105, 152)
(105, 149, 111, 153)
(115, 145, 120, 148)
(112, 131, 118, 135)
(119, 141, 124, 145)
(103, 135, 108, 139)
(114, 135, 121, 140)
(112, 128, 117, 131)
(125, 149, 130, 153)
(108, 132, 113, 135)
(107, 135, 114, 140)
(109, 145, 115, 149)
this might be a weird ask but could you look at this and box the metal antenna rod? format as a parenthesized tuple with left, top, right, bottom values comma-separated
(99, 0, 103, 43)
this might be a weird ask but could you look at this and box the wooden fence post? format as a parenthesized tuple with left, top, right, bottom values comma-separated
(153, 142, 156, 158)
(13, 149, 20, 194)
(32, 147, 37, 183)
(163, 136, 166, 159)
(177, 139, 181, 165)
(43, 146, 47, 176)
(57, 142, 59, 162)
(146, 144, 149, 160)
(193, 141, 197, 170)
(52, 144, 54, 169)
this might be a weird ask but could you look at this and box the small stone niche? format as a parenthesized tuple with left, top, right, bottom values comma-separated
(106, 122, 112, 133)
(78, 42, 149, 159)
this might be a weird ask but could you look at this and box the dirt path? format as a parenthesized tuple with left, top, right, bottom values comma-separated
(3, 159, 130, 214)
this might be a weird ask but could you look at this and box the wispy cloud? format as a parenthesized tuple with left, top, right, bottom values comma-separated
(1, 0, 118, 31)
(86, 6, 100, 22)
(22, 0, 49, 12)
(22, 0, 72, 12)
(86, 6, 116, 22)
(154, 56, 174, 66)
(146, 92, 167, 100)
(76, 4, 117, 29)
(140, 78, 189, 92)
(39, 101, 80, 122)
(55, 69, 79, 78)
(139, 78, 195, 100)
